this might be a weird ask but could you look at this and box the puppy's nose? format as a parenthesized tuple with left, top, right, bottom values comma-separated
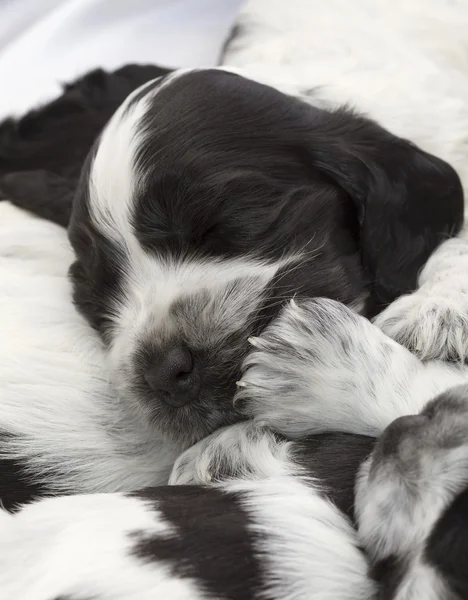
(144, 347, 197, 407)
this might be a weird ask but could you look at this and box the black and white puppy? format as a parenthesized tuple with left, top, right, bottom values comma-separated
(0, 64, 462, 505)
(67, 66, 462, 452)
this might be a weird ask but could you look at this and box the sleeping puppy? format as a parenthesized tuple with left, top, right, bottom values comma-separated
(0, 64, 462, 505)
(66, 66, 462, 453)
(1, 309, 468, 599)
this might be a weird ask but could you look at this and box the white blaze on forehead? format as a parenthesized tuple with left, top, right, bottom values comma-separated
(109, 252, 301, 353)
(88, 68, 199, 248)
(88, 79, 157, 247)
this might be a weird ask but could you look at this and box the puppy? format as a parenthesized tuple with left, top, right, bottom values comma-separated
(0, 2, 465, 500)
(1, 304, 468, 599)
(67, 66, 462, 453)
(0, 62, 463, 506)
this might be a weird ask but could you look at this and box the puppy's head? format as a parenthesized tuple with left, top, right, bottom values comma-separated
(69, 68, 463, 446)
(356, 386, 468, 599)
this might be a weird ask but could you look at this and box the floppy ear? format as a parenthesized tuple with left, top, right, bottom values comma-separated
(0, 64, 172, 226)
(303, 107, 464, 309)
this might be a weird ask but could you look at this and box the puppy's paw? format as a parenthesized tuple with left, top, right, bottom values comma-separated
(169, 422, 288, 485)
(236, 298, 405, 437)
(356, 384, 468, 561)
(374, 289, 468, 363)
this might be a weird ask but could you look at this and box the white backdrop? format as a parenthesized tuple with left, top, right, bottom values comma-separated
(0, 0, 242, 117)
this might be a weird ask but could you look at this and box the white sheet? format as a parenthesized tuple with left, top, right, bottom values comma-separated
(0, 0, 242, 117)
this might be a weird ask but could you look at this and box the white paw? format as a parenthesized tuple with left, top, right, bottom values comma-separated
(236, 298, 410, 437)
(374, 289, 468, 362)
(168, 422, 288, 485)
(356, 384, 468, 562)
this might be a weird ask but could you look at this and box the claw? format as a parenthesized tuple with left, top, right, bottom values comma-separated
(248, 336, 259, 347)
(236, 381, 247, 388)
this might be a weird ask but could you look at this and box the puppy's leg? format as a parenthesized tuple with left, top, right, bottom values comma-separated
(374, 225, 468, 362)
(169, 421, 295, 485)
(236, 298, 468, 438)
(0, 479, 375, 600)
(355, 384, 468, 599)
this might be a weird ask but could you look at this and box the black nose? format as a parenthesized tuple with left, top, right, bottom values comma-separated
(144, 347, 198, 407)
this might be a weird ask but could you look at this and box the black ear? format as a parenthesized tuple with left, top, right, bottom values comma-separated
(0, 170, 75, 226)
(0, 63, 172, 227)
(303, 107, 464, 309)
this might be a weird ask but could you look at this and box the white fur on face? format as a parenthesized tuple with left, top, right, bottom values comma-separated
(88, 69, 195, 249)
(87, 66, 301, 345)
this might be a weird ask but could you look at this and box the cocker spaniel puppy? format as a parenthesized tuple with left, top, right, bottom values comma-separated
(66, 67, 462, 452)
(0, 65, 464, 507)
(1, 1, 468, 594)
(0, 2, 465, 483)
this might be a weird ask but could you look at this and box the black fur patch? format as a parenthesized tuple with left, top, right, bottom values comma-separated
(370, 554, 407, 600)
(0, 431, 52, 512)
(0, 64, 171, 225)
(293, 433, 375, 521)
(425, 487, 468, 599)
(130, 485, 265, 600)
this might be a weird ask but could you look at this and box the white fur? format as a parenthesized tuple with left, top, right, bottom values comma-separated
(0, 477, 375, 600)
(242, 477, 375, 600)
(222, 0, 468, 201)
(0, 202, 179, 493)
(375, 224, 468, 363)
(0, 493, 199, 600)
(235, 298, 468, 438)
(169, 421, 295, 485)
(223, 0, 468, 367)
